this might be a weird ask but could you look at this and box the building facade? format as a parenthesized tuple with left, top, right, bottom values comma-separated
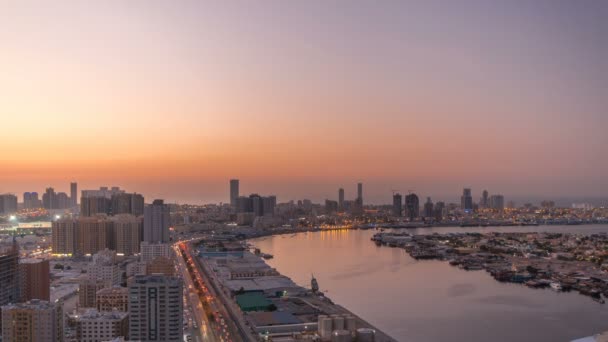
(128, 275, 183, 342)
(1, 299, 63, 342)
(143, 200, 170, 243)
(19, 258, 50, 301)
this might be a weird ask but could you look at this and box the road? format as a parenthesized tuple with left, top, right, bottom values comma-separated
(174, 242, 217, 342)
(175, 241, 245, 342)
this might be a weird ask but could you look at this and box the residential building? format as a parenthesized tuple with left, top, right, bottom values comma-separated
(392, 193, 402, 217)
(405, 193, 419, 221)
(19, 258, 50, 301)
(128, 275, 183, 342)
(112, 215, 142, 256)
(143, 200, 170, 243)
(74, 309, 128, 342)
(0, 194, 18, 215)
(140, 242, 171, 263)
(96, 287, 129, 312)
(1, 299, 63, 342)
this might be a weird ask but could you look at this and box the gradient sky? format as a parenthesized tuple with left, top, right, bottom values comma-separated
(0, 1, 606, 204)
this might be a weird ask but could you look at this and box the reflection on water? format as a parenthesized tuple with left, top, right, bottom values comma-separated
(251, 226, 608, 342)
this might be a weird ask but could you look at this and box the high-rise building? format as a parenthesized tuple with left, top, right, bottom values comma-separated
(434, 201, 445, 221)
(81, 187, 124, 199)
(480, 189, 489, 208)
(405, 193, 419, 221)
(111, 193, 145, 216)
(0, 194, 18, 215)
(0, 242, 19, 308)
(128, 275, 183, 342)
(1, 299, 63, 342)
(23, 192, 42, 209)
(392, 193, 402, 217)
(140, 242, 171, 263)
(56, 192, 69, 210)
(235, 195, 276, 217)
(86, 249, 122, 287)
(145, 256, 175, 276)
(79, 279, 107, 308)
(81, 196, 112, 217)
(96, 286, 129, 312)
(42, 188, 70, 210)
(52, 219, 77, 255)
(43, 187, 56, 210)
(461, 188, 473, 211)
(143, 200, 170, 243)
(357, 183, 363, 204)
(70, 182, 78, 207)
(230, 179, 239, 208)
(489, 195, 505, 211)
(77, 217, 114, 255)
(325, 200, 338, 214)
(19, 258, 50, 301)
(74, 309, 128, 342)
(338, 188, 345, 211)
(52, 217, 114, 256)
(112, 214, 142, 256)
(423, 197, 434, 218)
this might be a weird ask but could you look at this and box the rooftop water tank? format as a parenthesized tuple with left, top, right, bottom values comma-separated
(356, 328, 375, 342)
(332, 315, 345, 331)
(345, 315, 356, 332)
(331, 329, 352, 342)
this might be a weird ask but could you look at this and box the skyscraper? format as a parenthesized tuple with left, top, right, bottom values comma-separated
(43, 187, 56, 209)
(338, 188, 345, 211)
(434, 201, 445, 222)
(392, 193, 402, 217)
(0, 242, 20, 334)
(52, 217, 114, 256)
(325, 200, 338, 214)
(461, 188, 473, 211)
(70, 182, 78, 207)
(143, 200, 170, 243)
(230, 179, 239, 208)
(111, 193, 145, 216)
(405, 193, 419, 221)
(128, 275, 183, 342)
(23, 192, 41, 209)
(480, 189, 489, 208)
(423, 197, 434, 218)
(0, 242, 19, 305)
(112, 214, 142, 256)
(489, 195, 505, 211)
(357, 182, 363, 204)
(0, 194, 17, 215)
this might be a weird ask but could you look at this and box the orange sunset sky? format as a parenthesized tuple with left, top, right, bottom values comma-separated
(1, 1, 606, 204)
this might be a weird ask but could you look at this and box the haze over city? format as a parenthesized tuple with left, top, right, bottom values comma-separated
(1, 0, 607, 204)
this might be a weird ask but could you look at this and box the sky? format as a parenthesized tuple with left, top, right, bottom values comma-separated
(0, 1, 606, 204)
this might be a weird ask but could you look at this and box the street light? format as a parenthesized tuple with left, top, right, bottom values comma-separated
(9, 215, 16, 221)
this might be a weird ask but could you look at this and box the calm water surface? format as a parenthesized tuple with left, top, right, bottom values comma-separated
(251, 225, 608, 342)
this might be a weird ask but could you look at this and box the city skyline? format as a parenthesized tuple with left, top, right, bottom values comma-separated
(1, 1, 606, 203)
(1, 179, 606, 207)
